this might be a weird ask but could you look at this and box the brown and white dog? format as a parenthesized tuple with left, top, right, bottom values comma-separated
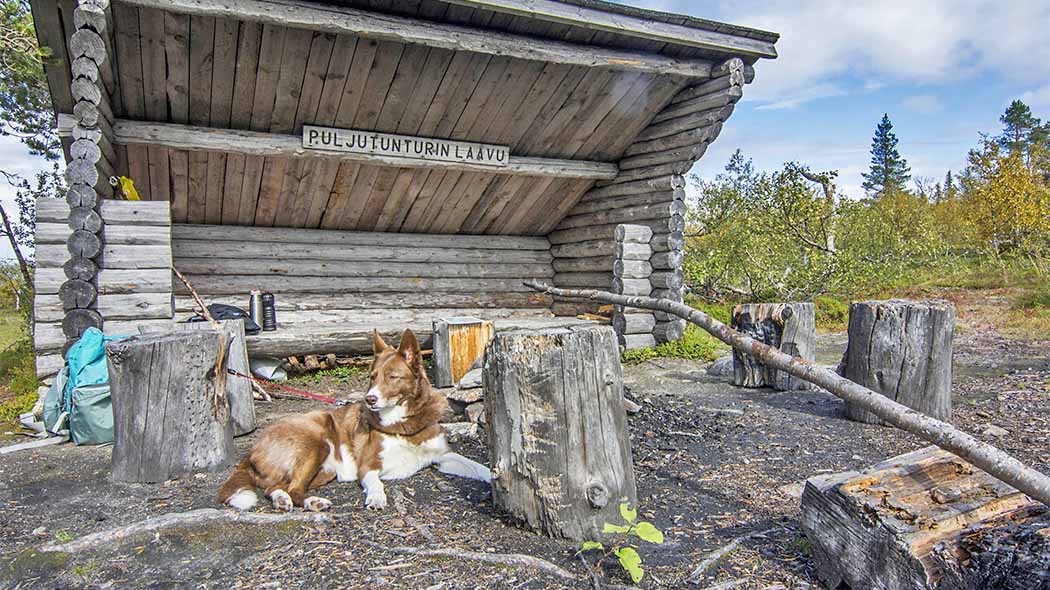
(217, 329, 491, 512)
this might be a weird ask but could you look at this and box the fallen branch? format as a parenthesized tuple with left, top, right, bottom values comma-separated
(39, 508, 331, 553)
(686, 529, 775, 583)
(523, 281, 1050, 506)
(359, 539, 577, 581)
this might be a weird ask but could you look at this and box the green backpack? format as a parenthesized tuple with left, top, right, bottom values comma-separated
(42, 328, 121, 445)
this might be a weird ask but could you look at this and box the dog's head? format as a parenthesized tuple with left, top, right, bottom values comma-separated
(365, 329, 424, 412)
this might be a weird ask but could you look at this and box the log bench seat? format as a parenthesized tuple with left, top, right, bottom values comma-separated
(171, 298, 598, 357)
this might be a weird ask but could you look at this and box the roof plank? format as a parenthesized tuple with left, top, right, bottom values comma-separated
(117, 0, 715, 78)
(440, 0, 776, 58)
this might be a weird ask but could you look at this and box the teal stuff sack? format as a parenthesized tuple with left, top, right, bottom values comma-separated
(68, 383, 112, 445)
(42, 366, 68, 436)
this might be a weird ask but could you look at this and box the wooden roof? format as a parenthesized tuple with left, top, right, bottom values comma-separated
(34, 0, 777, 235)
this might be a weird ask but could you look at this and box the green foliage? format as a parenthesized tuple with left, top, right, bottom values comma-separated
(291, 365, 365, 385)
(0, 309, 37, 421)
(1014, 283, 1050, 311)
(814, 295, 849, 332)
(621, 324, 724, 365)
(53, 530, 75, 543)
(862, 113, 911, 196)
(578, 503, 664, 585)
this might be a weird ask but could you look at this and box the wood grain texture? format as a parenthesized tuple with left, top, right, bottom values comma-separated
(841, 300, 955, 425)
(731, 302, 815, 391)
(107, 330, 235, 483)
(484, 325, 636, 541)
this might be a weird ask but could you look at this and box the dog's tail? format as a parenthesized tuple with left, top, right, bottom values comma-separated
(217, 458, 259, 510)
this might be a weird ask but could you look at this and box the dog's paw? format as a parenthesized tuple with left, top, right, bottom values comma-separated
(303, 496, 332, 512)
(365, 490, 388, 510)
(270, 489, 294, 512)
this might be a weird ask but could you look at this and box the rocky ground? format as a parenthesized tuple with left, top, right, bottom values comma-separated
(0, 297, 1046, 590)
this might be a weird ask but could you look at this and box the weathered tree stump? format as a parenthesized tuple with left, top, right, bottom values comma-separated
(801, 446, 1047, 590)
(106, 331, 235, 483)
(841, 299, 954, 425)
(483, 325, 636, 541)
(432, 317, 494, 388)
(167, 319, 255, 437)
(731, 302, 815, 390)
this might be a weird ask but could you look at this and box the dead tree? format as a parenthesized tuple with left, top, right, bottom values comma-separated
(731, 302, 815, 390)
(841, 299, 955, 424)
(106, 331, 235, 483)
(522, 281, 1050, 506)
(484, 325, 637, 541)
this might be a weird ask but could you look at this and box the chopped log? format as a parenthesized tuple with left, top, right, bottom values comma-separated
(930, 506, 1049, 590)
(59, 278, 97, 310)
(802, 446, 1049, 590)
(63, 256, 98, 281)
(612, 278, 651, 296)
(62, 308, 102, 338)
(623, 333, 656, 349)
(612, 312, 656, 335)
(484, 325, 636, 541)
(731, 303, 815, 391)
(650, 250, 684, 270)
(167, 319, 255, 437)
(107, 330, 235, 483)
(649, 270, 683, 290)
(842, 300, 955, 425)
(650, 232, 684, 252)
(522, 281, 1050, 506)
(614, 223, 653, 243)
(66, 184, 99, 208)
(613, 241, 651, 261)
(613, 259, 651, 278)
(67, 229, 102, 258)
(432, 317, 494, 388)
(68, 206, 103, 232)
(653, 319, 685, 342)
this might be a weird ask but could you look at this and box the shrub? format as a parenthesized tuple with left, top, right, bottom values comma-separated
(814, 296, 850, 332)
(621, 324, 724, 364)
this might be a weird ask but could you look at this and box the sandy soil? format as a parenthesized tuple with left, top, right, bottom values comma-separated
(0, 298, 1046, 590)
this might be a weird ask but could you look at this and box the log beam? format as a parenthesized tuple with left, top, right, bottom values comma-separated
(117, 0, 717, 78)
(98, 119, 618, 180)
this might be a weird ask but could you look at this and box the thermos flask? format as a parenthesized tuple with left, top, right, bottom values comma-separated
(248, 290, 264, 329)
(261, 292, 277, 331)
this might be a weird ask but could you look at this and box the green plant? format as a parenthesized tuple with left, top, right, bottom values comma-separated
(621, 324, 724, 365)
(578, 502, 664, 584)
(814, 295, 850, 332)
(53, 530, 75, 543)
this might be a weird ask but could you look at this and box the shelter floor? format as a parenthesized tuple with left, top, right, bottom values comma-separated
(0, 323, 1047, 589)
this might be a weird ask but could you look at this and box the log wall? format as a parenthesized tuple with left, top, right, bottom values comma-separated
(548, 57, 745, 344)
(34, 198, 174, 377)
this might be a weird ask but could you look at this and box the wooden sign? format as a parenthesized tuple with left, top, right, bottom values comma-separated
(302, 125, 509, 168)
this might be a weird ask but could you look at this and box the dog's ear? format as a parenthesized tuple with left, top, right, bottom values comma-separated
(397, 329, 421, 372)
(372, 329, 391, 354)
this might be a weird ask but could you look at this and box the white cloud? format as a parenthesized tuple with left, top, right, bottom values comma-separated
(901, 94, 944, 114)
(697, 0, 1050, 109)
(1020, 84, 1050, 109)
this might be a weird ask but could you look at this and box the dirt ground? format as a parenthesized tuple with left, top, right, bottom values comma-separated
(0, 295, 1047, 589)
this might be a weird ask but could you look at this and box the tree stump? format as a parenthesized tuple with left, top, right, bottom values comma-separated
(731, 302, 815, 390)
(841, 299, 954, 425)
(106, 331, 235, 483)
(801, 446, 1047, 590)
(483, 325, 636, 541)
(167, 319, 255, 437)
(432, 317, 494, 387)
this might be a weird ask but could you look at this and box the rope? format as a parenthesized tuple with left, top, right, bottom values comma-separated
(226, 368, 350, 406)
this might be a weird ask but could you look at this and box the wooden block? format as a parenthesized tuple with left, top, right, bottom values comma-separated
(107, 330, 236, 483)
(802, 446, 1048, 590)
(484, 326, 635, 541)
(431, 317, 494, 388)
(842, 300, 955, 425)
(731, 302, 815, 391)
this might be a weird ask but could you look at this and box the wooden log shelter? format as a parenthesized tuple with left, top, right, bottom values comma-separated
(29, 0, 778, 376)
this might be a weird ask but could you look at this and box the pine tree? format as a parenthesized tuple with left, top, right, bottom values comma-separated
(943, 170, 957, 200)
(999, 100, 1039, 154)
(861, 113, 911, 196)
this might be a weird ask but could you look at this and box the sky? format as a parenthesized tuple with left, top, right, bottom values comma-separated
(3, 0, 1050, 260)
(619, 0, 1050, 198)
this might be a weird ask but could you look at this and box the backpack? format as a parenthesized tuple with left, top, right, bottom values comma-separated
(42, 328, 123, 445)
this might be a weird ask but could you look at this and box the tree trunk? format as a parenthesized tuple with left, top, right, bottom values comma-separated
(0, 200, 31, 289)
(106, 330, 235, 483)
(841, 300, 954, 425)
(802, 446, 1047, 590)
(484, 325, 636, 541)
(521, 281, 1050, 506)
(731, 302, 815, 391)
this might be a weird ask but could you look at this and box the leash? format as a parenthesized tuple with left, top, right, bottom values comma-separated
(226, 368, 351, 406)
